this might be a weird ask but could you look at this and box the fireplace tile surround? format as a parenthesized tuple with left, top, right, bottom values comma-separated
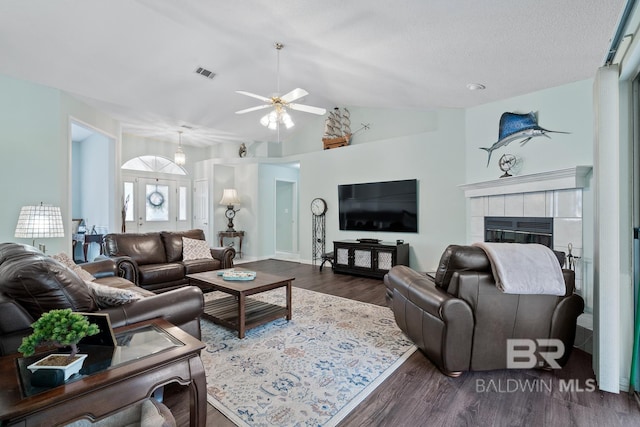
(460, 167, 593, 352)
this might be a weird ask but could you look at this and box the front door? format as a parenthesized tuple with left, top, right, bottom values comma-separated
(138, 178, 175, 233)
(121, 177, 191, 233)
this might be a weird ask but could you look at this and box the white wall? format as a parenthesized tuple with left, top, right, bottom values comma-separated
(0, 74, 119, 254)
(465, 79, 594, 182)
(293, 108, 468, 271)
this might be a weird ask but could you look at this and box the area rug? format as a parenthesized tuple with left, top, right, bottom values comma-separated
(199, 287, 417, 427)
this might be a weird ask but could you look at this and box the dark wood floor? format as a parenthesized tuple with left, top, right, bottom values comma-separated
(200, 259, 639, 427)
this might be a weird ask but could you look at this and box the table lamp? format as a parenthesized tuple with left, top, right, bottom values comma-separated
(14, 202, 65, 253)
(219, 189, 241, 232)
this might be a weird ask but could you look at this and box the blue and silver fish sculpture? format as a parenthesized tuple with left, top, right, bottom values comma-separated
(480, 112, 569, 167)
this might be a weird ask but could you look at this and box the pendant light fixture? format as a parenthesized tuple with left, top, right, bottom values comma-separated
(174, 131, 186, 166)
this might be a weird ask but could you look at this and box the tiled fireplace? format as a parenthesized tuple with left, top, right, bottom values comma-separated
(460, 166, 593, 342)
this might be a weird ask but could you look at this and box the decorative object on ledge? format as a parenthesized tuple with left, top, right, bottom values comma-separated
(498, 153, 518, 178)
(323, 107, 351, 149)
(219, 189, 241, 232)
(238, 142, 247, 158)
(14, 202, 65, 253)
(479, 111, 569, 167)
(322, 107, 370, 150)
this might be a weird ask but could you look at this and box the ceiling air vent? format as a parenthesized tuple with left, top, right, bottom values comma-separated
(195, 67, 216, 79)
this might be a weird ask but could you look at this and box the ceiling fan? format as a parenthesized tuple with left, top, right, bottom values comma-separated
(235, 42, 326, 130)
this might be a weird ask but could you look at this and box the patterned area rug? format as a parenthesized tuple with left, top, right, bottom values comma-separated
(199, 287, 416, 427)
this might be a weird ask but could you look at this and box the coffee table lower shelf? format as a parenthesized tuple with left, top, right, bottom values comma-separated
(203, 296, 289, 338)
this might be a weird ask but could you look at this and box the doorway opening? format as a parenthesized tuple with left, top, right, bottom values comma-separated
(274, 179, 299, 261)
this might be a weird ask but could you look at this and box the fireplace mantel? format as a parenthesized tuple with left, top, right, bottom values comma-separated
(459, 166, 593, 198)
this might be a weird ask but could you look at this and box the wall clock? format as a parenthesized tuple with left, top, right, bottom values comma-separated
(311, 198, 327, 267)
(311, 198, 327, 216)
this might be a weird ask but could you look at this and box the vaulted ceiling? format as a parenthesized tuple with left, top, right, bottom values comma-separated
(0, 0, 626, 146)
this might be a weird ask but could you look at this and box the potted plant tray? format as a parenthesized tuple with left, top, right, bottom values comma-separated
(27, 353, 88, 380)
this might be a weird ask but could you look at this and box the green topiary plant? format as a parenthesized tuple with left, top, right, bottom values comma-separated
(18, 309, 99, 360)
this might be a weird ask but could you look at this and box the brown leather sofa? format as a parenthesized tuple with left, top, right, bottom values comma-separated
(103, 229, 235, 293)
(384, 244, 584, 376)
(0, 243, 204, 356)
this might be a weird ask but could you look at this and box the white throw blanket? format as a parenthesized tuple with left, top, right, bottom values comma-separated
(472, 242, 566, 295)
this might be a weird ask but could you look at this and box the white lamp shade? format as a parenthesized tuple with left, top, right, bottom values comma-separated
(14, 204, 65, 238)
(219, 189, 241, 206)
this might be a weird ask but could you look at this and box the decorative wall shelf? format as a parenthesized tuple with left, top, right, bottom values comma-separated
(459, 166, 593, 198)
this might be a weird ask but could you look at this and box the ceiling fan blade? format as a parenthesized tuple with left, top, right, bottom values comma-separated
(236, 90, 271, 102)
(235, 104, 272, 114)
(289, 103, 327, 115)
(281, 88, 308, 103)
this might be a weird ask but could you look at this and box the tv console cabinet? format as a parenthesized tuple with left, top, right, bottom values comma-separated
(333, 240, 409, 279)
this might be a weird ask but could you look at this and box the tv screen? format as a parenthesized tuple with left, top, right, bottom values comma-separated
(338, 179, 418, 232)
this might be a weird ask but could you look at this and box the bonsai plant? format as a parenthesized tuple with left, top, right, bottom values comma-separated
(19, 309, 99, 360)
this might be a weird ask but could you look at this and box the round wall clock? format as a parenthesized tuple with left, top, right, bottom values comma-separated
(311, 198, 327, 216)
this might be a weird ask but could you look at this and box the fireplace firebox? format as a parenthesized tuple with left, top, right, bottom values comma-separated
(484, 217, 553, 249)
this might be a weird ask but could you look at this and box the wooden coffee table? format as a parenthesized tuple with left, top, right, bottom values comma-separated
(187, 269, 294, 338)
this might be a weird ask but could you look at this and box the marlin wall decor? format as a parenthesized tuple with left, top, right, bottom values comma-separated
(480, 112, 569, 167)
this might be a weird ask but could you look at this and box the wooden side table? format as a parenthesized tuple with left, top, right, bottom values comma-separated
(0, 319, 206, 426)
(218, 230, 245, 259)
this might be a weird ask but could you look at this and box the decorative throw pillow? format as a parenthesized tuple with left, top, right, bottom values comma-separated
(182, 237, 213, 261)
(85, 280, 142, 308)
(52, 252, 96, 282)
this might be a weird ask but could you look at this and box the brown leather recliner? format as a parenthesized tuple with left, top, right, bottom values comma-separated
(0, 243, 204, 356)
(384, 244, 584, 376)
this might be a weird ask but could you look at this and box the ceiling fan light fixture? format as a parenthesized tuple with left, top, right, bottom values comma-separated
(260, 108, 294, 130)
(282, 111, 294, 129)
(235, 42, 324, 131)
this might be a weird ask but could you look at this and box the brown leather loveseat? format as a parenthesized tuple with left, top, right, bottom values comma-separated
(384, 244, 584, 377)
(103, 229, 235, 293)
(0, 242, 204, 356)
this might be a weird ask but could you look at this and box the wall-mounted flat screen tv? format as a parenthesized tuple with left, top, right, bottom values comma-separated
(338, 179, 418, 232)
